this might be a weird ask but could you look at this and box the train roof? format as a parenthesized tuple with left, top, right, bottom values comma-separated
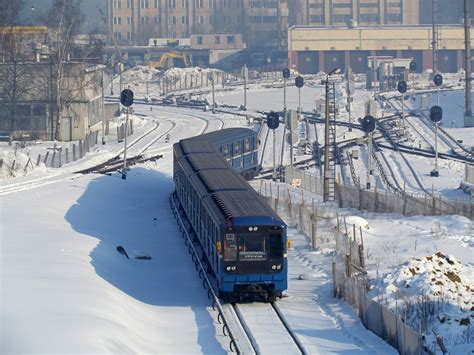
(175, 128, 282, 225)
(190, 127, 256, 144)
(179, 139, 215, 154)
(186, 153, 229, 171)
(198, 169, 248, 192)
(212, 191, 277, 220)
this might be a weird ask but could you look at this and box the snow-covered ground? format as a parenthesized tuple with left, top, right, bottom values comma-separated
(1, 66, 473, 353)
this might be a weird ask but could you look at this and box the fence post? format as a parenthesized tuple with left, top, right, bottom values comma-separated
(65, 147, 69, 164)
(311, 199, 317, 250)
(130, 120, 133, 135)
(73, 144, 76, 161)
(332, 259, 338, 297)
(51, 143, 57, 167)
(58, 147, 62, 167)
(79, 140, 83, 158)
(36, 154, 41, 166)
(117, 126, 120, 141)
(44, 151, 49, 164)
(275, 184, 279, 212)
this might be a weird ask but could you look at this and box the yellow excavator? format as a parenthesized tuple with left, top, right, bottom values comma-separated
(149, 52, 191, 69)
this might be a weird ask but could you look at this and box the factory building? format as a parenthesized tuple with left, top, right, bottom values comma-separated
(288, 25, 474, 74)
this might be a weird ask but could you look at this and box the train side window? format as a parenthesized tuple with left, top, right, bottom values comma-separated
(224, 234, 237, 261)
(223, 144, 229, 157)
(233, 141, 240, 155)
(244, 138, 251, 152)
(268, 232, 283, 258)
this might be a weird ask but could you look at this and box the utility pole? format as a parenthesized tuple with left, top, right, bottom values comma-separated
(211, 72, 216, 114)
(122, 107, 129, 180)
(432, 0, 438, 74)
(243, 64, 248, 110)
(464, 0, 473, 125)
(101, 68, 105, 145)
(323, 77, 330, 201)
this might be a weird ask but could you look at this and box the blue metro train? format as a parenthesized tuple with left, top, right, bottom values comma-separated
(172, 128, 287, 301)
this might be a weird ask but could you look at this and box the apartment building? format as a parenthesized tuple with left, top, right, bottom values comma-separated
(107, 0, 288, 49)
(290, 0, 419, 26)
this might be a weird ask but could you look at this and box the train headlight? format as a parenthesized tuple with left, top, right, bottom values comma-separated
(271, 265, 276, 270)
(226, 266, 231, 271)
(276, 264, 282, 270)
(231, 266, 236, 271)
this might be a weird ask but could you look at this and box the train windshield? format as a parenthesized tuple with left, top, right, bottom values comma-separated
(239, 233, 266, 261)
(268, 231, 283, 258)
(224, 234, 238, 261)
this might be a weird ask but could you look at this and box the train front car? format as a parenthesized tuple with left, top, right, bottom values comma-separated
(219, 216, 287, 302)
(172, 129, 287, 302)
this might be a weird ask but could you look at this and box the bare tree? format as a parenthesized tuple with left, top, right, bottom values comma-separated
(46, 0, 86, 140)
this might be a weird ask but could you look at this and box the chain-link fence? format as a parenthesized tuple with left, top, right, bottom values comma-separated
(285, 165, 473, 219)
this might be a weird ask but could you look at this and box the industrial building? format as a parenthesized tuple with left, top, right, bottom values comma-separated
(107, 0, 288, 50)
(289, 0, 419, 26)
(288, 25, 474, 74)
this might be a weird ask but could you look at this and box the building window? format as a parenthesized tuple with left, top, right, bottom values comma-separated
(215, 35, 220, 44)
(182, 16, 188, 24)
(154, 0, 159, 7)
(198, 16, 203, 24)
(141, 0, 149, 8)
(127, 16, 132, 25)
(209, 16, 214, 24)
(113, 17, 122, 25)
(227, 35, 235, 44)
(197, 36, 203, 45)
(127, 32, 132, 40)
(169, 0, 176, 8)
(113, 0, 121, 9)
(154, 16, 159, 24)
(127, 0, 131, 8)
(195, 0, 203, 8)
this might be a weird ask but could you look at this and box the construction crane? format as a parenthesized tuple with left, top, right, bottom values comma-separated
(97, 6, 126, 65)
(148, 52, 191, 69)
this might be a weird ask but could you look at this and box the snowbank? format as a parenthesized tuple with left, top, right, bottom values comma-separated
(0, 148, 47, 179)
(121, 65, 161, 82)
(371, 252, 474, 352)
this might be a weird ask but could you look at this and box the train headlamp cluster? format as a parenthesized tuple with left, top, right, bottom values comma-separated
(248, 227, 258, 231)
(226, 266, 237, 271)
(271, 264, 282, 270)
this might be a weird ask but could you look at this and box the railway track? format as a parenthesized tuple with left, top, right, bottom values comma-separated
(1, 116, 174, 195)
(229, 302, 307, 355)
(169, 191, 307, 355)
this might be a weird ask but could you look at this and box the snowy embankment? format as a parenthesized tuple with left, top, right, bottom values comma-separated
(371, 252, 473, 353)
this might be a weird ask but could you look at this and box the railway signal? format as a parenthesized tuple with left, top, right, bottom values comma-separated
(397, 80, 408, 127)
(209, 71, 216, 113)
(361, 115, 376, 189)
(267, 111, 280, 181)
(282, 68, 290, 111)
(120, 89, 134, 180)
(346, 77, 355, 132)
(430, 105, 443, 177)
(294, 76, 305, 152)
(410, 61, 417, 99)
(242, 65, 248, 110)
(286, 110, 298, 166)
(433, 73, 443, 107)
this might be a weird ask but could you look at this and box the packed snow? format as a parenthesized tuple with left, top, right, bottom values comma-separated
(1, 66, 473, 353)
